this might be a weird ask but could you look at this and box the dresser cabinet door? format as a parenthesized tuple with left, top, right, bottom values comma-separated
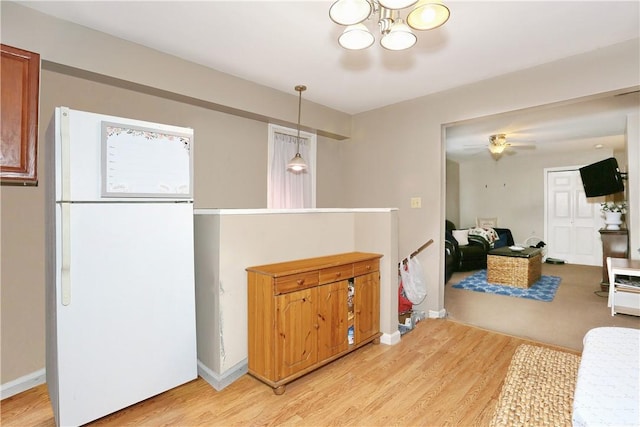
(354, 271, 380, 344)
(275, 287, 318, 380)
(317, 280, 349, 360)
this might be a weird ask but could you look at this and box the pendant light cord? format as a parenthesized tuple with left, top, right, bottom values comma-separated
(295, 85, 306, 153)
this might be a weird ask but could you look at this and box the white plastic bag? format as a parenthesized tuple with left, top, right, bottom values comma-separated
(399, 256, 427, 304)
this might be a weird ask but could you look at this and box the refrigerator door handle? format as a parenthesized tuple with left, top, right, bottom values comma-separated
(60, 107, 71, 201)
(61, 203, 71, 306)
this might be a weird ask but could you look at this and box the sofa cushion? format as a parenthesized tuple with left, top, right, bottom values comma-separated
(452, 229, 469, 246)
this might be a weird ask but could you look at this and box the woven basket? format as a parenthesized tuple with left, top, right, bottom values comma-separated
(487, 253, 542, 288)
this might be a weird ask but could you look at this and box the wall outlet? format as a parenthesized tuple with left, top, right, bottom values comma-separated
(410, 197, 421, 208)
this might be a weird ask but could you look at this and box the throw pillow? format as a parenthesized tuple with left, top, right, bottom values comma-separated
(469, 226, 498, 243)
(452, 229, 469, 246)
(476, 217, 498, 228)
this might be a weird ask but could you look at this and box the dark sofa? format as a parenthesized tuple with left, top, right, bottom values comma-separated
(445, 221, 515, 281)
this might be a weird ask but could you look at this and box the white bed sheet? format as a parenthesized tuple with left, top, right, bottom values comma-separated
(572, 327, 640, 427)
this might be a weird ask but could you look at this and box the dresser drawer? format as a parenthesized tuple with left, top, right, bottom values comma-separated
(354, 259, 379, 276)
(319, 264, 353, 284)
(274, 272, 319, 294)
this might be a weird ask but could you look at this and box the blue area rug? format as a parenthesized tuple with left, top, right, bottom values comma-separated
(452, 270, 561, 302)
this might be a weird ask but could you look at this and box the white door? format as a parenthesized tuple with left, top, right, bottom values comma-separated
(546, 169, 602, 265)
(54, 202, 196, 426)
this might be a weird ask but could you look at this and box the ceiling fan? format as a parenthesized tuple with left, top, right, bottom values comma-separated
(465, 133, 536, 159)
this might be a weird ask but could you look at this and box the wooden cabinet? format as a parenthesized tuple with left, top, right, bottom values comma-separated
(1, 44, 40, 185)
(599, 229, 629, 290)
(247, 252, 382, 394)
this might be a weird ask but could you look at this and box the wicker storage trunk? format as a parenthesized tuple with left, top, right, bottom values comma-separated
(487, 248, 542, 288)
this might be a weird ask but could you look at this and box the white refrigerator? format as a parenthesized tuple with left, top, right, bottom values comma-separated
(45, 107, 197, 426)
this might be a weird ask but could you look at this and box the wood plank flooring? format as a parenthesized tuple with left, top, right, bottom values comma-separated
(1, 319, 578, 426)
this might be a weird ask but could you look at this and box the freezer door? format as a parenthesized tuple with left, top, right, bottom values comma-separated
(53, 202, 196, 426)
(54, 107, 193, 202)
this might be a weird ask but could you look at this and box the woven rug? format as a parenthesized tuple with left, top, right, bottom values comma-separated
(489, 344, 581, 427)
(452, 270, 561, 302)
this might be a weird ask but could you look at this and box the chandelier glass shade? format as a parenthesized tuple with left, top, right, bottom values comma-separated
(329, 0, 450, 51)
(329, 0, 372, 26)
(379, 18, 416, 50)
(379, 0, 417, 9)
(338, 23, 376, 50)
(287, 85, 308, 173)
(407, 0, 451, 30)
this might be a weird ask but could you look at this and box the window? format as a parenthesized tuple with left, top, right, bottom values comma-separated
(267, 124, 316, 208)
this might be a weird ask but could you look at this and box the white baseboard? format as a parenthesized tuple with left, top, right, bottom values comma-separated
(429, 309, 447, 318)
(197, 359, 247, 391)
(1, 368, 46, 400)
(381, 330, 401, 345)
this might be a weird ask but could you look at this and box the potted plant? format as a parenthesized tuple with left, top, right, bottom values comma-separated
(601, 201, 627, 230)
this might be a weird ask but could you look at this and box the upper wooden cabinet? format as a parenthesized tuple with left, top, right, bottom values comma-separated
(1, 44, 40, 185)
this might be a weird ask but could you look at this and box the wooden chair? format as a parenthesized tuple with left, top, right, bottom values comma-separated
(606, 256, 640, 316)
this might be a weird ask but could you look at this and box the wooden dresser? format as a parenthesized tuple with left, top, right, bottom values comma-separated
(246, 252, 382, 394)
(599, 229, 629, 290)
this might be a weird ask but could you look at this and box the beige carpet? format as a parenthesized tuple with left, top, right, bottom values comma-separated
(490, 344, 580, 427)
(445, 263, 640, 350)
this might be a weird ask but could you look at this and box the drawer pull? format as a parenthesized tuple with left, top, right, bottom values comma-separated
(297, 279, 305, 286)
(335, 272, 341, 277)
(365, 265, 371, 270)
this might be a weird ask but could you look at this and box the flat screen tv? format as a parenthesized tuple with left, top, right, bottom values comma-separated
(579, 157, 625, 197)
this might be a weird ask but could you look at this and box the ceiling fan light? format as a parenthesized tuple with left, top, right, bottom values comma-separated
(380, 19, 417, 50)
(287, 152, 308, 172)
(378, 0, 418, 10)
(329, 0, 372, 26)
(490, 133, 507, 145)
(338, 24, 375, 50)
(407, 1, 450, 30)
(489, 144, 506, 155)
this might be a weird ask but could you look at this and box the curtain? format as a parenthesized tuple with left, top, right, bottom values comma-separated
(269, 132, 312, 208)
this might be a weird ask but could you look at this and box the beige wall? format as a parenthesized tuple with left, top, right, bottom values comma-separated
(626, 114, 640, 260)
(456, 145, 618, 242)
(0, 2, 351, 140)
(340, 39, 639, 317)
(1, 0, 639, 388)
(194, 209, 398, 389)
(0, 70, 345, 386)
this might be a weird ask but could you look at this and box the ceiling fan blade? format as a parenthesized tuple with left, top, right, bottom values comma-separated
(507, 144, 536, 149)
(507, 141, 536, 146)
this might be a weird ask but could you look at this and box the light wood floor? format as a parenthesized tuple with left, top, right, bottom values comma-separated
(1, 319, 577, 427)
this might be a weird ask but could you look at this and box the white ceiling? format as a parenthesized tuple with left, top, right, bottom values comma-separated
(445, 90, 640, 162)
(18, 0, 640, 159)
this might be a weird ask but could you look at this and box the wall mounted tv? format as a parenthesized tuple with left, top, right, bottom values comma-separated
(579, 157, 625, 197)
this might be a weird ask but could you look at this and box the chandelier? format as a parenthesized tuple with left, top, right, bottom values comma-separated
(329, 0, 450, 51)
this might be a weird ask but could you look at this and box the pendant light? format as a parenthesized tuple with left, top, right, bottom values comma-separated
(287, 85, 308, 172)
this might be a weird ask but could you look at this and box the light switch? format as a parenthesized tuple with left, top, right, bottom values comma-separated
(410, 197, 421, 208)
